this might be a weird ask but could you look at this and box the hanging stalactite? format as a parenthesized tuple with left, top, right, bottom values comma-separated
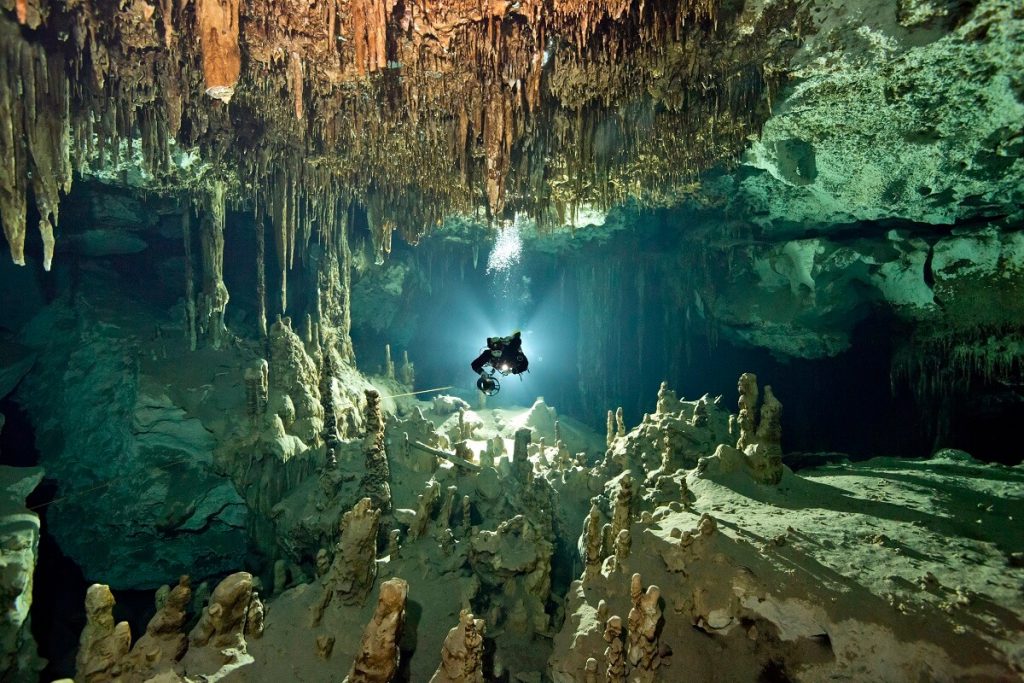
(183, 208, 198, 351)
(0, 0, 795, 273)
(0, 17, 72, 269)
(256, 207, 268, 338)
(197, 0, 242, 102)
(197, 181, 231, 349)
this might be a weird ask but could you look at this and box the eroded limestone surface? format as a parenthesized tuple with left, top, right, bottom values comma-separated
(45, 368, 1022, 682)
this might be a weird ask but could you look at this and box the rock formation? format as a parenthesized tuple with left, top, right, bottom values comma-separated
(343, 577, 408, 683)
(607, 475, 633, 554)
(732, 374, 785, 485)
(196, 0, 241, 102)
(269, 317, 325, 443)
(360, 389, 392, 512)
(602, 616, 626, 683)
(383, 344, 395, 381)
(400, 350, 415, 387)
(581, 502, 604, 578)
(244, 359, 270, 428)
(315, 497, 381, 622)
(626, 574, 662, 676)
(0, 5, 1020, 682)
(15, 304, 248, 589)
(735, 372, 759, 452)
(75, 585, 131, 682)
(121, 576, 192, 677)
(0, 466, 43, 681)
(429, 609, 485, 683)
(187, 571, 253, 651)
(196, 185, 230, 349)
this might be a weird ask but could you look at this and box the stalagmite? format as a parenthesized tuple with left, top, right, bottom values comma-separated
(343, 578, 408, 683)
(400, 351, 415, 386)
(245, 592, 265, 639)
(512, 427, 533, 485)
(315, 497, 381, 623)
(581, 503, 604, 577)
(726, 374, 785, 485)
(437, 485, 458, 531)
(386, 529, 401, 558)
(615, 407, 625, 438)
(606, 410, 614, 447)
(122, 575, 191, 676)
(360, 389, 392, 511)
(556, 440, 572, 470)
(429, 609, 485, 683)
(75, 585, 131, 682)
(384, 344, 395, 380)
(461, 496, 472, 533)
(746, 383, 784, 485)
(691, 395, 709, 427)
(188, 572, 253, 651)
(626, 574, 662, 672)
(197, 0, 241, 102)
(735, 373, 759, 451)
(409, 480, 441, 541)
(613, 528, 631, 566)
(609, 475, 633, 547)
(655, 381, 670, 414)
(244, 359, 269, 427)
(756, 385, 783, 455)
(603, 616, 626, 683)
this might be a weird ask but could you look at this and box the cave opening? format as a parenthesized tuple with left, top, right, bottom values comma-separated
(356, 214, 1020, 466)
(0, 397, 86, 680)
(0, 396, 166, 681)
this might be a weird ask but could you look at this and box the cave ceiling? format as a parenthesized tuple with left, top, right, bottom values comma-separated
(0, 0, 804, 269)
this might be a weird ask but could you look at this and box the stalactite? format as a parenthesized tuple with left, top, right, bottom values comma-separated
(287, 51, 304, 120)
(198, 182, 230, 348)
(338, 210, 355, 363)
(270, 171, 291, 314)
(366, 198, 394, 266)
(0, 18, 71, 269)
(0, 28, 28, 266)
(159, 0, 177, 49)
(0, 0, 788, 275)
(256, 211, 268, 338)
(197, 0, 241, 102)
(350, 0, 394, 75)
(183, 210, 198, 351)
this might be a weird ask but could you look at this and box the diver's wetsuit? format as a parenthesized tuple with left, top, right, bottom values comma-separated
(471, 333, 529, 375)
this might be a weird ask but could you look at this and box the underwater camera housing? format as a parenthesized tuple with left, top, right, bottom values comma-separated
(477, 355, 525, 396)
(476, 371, 500, 396)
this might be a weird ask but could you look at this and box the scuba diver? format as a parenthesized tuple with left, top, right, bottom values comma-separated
(471, 331, 529, 395)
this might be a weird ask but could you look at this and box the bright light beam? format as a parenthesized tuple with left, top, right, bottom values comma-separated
(486, 219, 523, 274)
